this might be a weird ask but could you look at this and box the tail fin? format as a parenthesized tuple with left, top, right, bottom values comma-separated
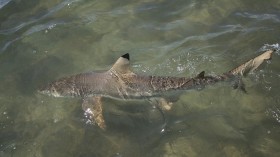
(228, 49, 274, 76)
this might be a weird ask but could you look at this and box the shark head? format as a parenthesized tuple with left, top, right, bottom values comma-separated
(38, 77, 76, 97)
(38, 53, 133, 98)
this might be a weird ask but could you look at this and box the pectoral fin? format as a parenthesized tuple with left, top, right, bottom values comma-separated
(148, 98, 174, 127)
(82, 96, 106, 129)
(149, 98, 174, 111)
(232, 76, 247, 93)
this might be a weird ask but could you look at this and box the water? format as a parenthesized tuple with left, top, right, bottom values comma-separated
(0, 0, 280, 156)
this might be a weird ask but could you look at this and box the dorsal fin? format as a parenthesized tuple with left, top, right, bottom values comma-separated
(196, 71, 205, 78)
(110, 53, 133, 74)
(121, 53, 129, 60)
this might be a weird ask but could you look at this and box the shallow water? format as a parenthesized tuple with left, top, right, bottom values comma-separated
(0, 0, 280, 157)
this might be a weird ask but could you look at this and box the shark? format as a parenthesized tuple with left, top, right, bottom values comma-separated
(39, 49, 274, 129)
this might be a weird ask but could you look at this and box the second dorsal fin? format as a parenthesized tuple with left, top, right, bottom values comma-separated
(110, 53, 133, 74)
(196, 71, 205, 78)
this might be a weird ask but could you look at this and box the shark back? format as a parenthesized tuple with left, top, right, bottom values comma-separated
(39, 50, 274, 99)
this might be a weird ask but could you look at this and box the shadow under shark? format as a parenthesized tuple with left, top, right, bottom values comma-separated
(38, 49, 274, 129)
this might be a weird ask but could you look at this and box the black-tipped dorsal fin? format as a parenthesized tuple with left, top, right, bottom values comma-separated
(196, 71, 205, 78)
(110, 53, 133, 74)
(121, 53, 129, 60)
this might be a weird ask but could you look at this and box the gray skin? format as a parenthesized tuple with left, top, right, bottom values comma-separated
(38, 50, 274, 129)
(39, 70, 228, 99)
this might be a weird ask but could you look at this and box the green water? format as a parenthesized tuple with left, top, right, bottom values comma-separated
(1, 0, 280, 156)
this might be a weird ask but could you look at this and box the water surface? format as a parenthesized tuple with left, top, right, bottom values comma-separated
(0, 0, 280, 157)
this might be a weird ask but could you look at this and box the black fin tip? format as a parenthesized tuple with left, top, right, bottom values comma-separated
(121, 53, 130, 60)
(197, 71, 205, 78)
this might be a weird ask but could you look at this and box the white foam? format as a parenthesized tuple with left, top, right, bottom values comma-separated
(260, 43, 280, 55)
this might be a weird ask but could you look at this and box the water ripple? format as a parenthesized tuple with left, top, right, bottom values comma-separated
(160, 25, 242, 52)
(0, 20, 66, 52)
(0, 0, 78, 35)
(0, 0, 80, 52)
(23, 20, 65, 36)
(0, 0, 11, 9)
(236, 12, 280, 23)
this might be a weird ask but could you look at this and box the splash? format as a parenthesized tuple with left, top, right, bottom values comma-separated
(260, 43, 280, 55)
(267, 107, 280, 124)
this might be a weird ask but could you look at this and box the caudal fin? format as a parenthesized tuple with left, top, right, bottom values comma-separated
(228, 49, 274, 76)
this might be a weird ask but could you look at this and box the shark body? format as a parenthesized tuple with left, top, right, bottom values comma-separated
(39, 50, 274, 129)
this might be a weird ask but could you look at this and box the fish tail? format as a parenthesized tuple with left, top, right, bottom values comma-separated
(228, 49, 274, 76)
(222, 49, 274, 92)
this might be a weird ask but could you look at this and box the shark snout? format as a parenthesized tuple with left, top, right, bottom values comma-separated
(38, 83, 54, 95)
(38, 84, 63, 97)
(37, 85, 50, 95)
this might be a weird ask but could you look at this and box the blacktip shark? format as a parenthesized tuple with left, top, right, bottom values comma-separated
(39, 49, 274, 129)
